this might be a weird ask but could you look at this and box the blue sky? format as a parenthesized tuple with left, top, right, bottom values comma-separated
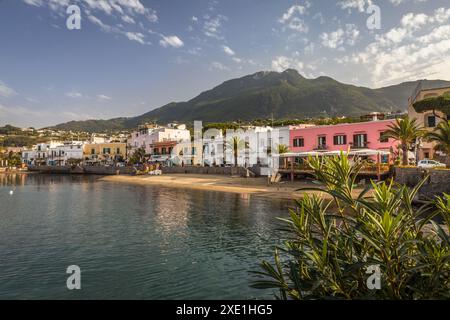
(1, 0, 450, 127)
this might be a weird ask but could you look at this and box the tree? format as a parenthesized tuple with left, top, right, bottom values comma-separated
(129, 147, 146, 164)
(277, 144, 290, 155)
(382, 117, 424, 166)
(425, 120, 450, 163)
(275, 144, 290, 168)
(252, 153, 449, 299)
(226, 136, 249, 167)
(413, 93, 450, 121)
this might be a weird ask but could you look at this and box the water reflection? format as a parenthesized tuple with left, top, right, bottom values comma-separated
(0, 173, 289, 299)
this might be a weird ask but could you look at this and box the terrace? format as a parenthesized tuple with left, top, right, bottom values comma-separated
(277, 149, 392, 181)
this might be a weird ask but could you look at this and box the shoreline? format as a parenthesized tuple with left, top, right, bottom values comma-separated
(100, 174, 358, 201)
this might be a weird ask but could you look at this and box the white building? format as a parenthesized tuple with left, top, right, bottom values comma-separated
(128, 123, 191, 155)
(202, 129, 225, 166)
(22, 141, 84, 166)
(47, 141, 84, 165)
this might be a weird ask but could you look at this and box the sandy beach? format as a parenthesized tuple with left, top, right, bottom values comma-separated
(100, 174, 362, 200)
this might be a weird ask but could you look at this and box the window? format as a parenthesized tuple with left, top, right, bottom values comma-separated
(293, 137, 304, 147)
(379, 132, 388, 143)
(162, 147, 167, 155)
(153, 148, 159, 155)
(426, 115, 436, 128)
(91, 148, 95, 155)
(102, 148, 111, 154)
(353, 134, 368, 148)
(116, 148, 120, 154)
(318, 136, 326, 147)
(333, 135, 347, 145)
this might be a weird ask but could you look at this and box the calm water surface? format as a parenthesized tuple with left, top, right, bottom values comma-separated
(0, 173, 290, 299)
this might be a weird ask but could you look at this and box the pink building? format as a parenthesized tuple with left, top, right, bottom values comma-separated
(289, 119, 398, 161)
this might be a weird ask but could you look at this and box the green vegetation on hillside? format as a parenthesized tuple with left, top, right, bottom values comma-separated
(48, 70, 450, 132)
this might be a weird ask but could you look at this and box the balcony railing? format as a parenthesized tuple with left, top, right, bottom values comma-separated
(350, 142, 370, 149)
(313, 145, 329, 151)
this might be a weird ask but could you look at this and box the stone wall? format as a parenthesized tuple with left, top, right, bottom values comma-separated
(394, 167, 450, 198)
(28, 165, 134, 175)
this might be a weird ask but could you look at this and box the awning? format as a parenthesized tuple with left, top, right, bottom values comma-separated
(278, 149, 391, 158)
(278, 151, 322, 158)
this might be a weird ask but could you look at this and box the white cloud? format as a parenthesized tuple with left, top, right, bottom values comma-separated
(203, 14, 228, 39)
(97, 94, 112, 101)
(0, 81, 17, 98)
(222, 45, 235, 56)
(87, 15, 114, 33)
(22, 0, 158, 44)
(337, 0, 373, 12)
(65, 92, 83, 98)
(320, 24, 360, 49)
(279, 3, 311, 33)
(125, 32, 146, 45)
(22, 0, 43, 6)
(121, 15, 135, 24)
(389, 0, 429, 6)
(159, 35, 184, 48)
(343, 7, 450, 87)
(271, 56, 304, 72)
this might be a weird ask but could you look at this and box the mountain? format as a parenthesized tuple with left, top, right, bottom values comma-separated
(375, 80, 450, 109)
(49, 70, 450, 132)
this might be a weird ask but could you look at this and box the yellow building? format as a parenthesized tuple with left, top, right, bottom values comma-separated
(83, 142, 127, 163)
(408, 85, 450, 160)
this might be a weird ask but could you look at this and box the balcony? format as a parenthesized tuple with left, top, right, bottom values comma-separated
(350, 142, 370, 149)
(313, 145, 329, 151)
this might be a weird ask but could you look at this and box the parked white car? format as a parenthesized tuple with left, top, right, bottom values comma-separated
(417, 159, 446, 169)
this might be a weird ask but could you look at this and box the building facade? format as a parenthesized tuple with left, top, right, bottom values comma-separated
(83, 142, 127, 164)
(22, 141, 84, 166)
(408, 85, 450, 160)
(289, 119, 398, 161)
(128, 123, 191, 156)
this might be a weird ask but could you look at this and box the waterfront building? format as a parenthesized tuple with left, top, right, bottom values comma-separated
(289, 119, 398, 162)
(128, 123, 191, 155)
(202, 130, 225, 166)
(22, 141, 64, 166)
(46, 141, 84, 166)
(83, 142, 126, 164)
(408, 83, 450, 160)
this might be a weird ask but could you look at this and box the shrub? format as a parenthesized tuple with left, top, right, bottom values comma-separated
(252, 153, 449, 299)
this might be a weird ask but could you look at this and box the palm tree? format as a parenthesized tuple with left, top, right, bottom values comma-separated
(130, 147, 146, 164)
(425, 120, 450, 164)
(382, 117, 424, 166)
(226, 136, 248, 167)
(277, 144, 290, 155)
(276, 144, 290, 168)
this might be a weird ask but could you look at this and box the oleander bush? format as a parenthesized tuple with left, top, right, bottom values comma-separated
(252, 154, 449, 299)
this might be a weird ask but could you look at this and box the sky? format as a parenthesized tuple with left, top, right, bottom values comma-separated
(0, 0, 450, 128)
